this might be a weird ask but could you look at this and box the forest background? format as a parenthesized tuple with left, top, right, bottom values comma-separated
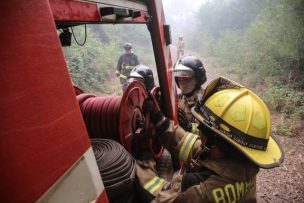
(64, 0, 304, 138)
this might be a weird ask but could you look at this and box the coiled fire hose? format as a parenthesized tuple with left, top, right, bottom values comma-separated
(91, 138, 135, 203)
(76, 82, 172, 201)
(76, 81, 164, 158)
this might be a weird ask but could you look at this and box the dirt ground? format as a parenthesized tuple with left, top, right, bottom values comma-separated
(256, 133, 304, 202)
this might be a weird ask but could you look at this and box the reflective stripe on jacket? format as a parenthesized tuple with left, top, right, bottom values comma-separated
(178, 89, 204, 134)
(116, 53, 139, 84)
(136, 121, 259, 203)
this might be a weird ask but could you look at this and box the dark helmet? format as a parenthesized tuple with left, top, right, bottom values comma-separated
(128, 65, 155, 91)
(124, 43, 132, 51)
(174, 55, 207, 90)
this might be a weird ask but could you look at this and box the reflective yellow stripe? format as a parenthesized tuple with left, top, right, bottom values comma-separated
(123, 65, 134, 70)
(191, 123, 200, 135)
(144, 176, 165, 195)
(179, 133, 198, 163)
(120, 74, 128, 79)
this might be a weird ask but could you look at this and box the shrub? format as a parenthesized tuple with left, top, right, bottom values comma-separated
(262, 84, 304, 119)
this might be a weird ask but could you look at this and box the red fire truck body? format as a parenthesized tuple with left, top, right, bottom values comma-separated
(1, 0, 176, 202)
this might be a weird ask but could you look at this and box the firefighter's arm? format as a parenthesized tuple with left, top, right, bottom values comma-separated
(157, 120, 201, 165)
(178, 108, 193, 132)
(135, 55, 140, 66)
(116, 56, 122, 76)
(143, 99, 201, 165)
(137, 169, 208, 203)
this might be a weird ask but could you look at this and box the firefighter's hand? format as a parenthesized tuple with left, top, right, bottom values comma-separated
(142, 98, 156, 115)
(143, 98, 170, 136)
(115, 70, 120, 77)
(178, 108, 192, 132)
(142, 98, 163, 124)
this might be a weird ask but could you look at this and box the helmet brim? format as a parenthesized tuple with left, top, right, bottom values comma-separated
(174, 70, 195, 78)
(192, 107, 285, 169)
(174, 63, 195, 77)
(129, 71, 143, 79)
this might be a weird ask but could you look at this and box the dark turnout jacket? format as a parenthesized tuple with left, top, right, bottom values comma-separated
(116, 52, 139, 84)
(136, 121, 259, 203)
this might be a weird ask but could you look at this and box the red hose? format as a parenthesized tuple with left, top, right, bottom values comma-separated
(76, 82, 164, 159)
(77, 94, 121, 142)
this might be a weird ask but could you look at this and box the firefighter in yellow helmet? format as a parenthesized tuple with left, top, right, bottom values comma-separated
(135, 77, 284, 203)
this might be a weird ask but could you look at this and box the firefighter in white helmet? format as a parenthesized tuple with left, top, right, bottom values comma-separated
(135, 77, 284, 203)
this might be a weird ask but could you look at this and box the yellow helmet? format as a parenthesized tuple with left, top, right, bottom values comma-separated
(192, 77, 284, 168)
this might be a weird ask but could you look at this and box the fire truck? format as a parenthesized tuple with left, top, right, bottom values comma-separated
(1, 0, 177, 202)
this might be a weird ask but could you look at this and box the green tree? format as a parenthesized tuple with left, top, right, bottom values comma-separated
(190, 0, 304, 122)
(64, 25, 113, 93)
(62, 24, 155, 95)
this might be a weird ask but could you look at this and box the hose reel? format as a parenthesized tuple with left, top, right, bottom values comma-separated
(76, 81, 164, 158)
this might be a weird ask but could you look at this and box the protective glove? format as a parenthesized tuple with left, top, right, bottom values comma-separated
(142, 98, 155, 115)
(115, 70, 120, 77)
(142, 98, 169, 133)
(178, 108, 192, 132)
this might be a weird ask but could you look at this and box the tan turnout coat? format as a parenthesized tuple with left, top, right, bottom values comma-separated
(136, 121, 259, 203)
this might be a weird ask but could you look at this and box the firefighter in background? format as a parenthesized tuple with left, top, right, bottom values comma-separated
(136, 77, 284, 203)
(176, 36, 185, 59)
(116, 43, 140, 86)
(175, 55, 207, 135)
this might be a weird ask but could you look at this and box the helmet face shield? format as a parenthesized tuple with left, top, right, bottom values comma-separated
(174, 62, 196, 94)
(174, 63, 195, 78)
(174, 56, 207, 91)
(129, 70, 143, 79)
(174, 70, 195, 78)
